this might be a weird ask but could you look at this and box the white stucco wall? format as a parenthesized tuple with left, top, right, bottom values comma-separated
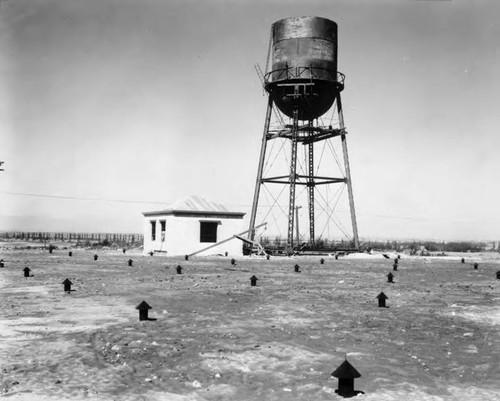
(143, 214, 244, 256)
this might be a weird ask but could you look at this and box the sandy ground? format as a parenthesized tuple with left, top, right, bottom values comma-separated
(1, 243, 500, 400)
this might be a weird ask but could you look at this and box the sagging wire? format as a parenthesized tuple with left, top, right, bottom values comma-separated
(0, 191, 170, 206)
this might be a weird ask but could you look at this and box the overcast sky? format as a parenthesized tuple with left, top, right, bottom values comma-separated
(1, 0, 499, 241)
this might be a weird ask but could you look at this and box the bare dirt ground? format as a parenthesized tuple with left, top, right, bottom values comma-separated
(1, 242, 500, 400)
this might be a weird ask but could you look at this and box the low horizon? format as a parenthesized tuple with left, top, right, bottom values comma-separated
(1, 229, 498, 245)
(2, 1, 499, 243)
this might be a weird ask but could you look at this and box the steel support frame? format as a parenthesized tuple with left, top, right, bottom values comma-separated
(336, 93, 360, 249)
(307, 120, 315, 245)
(248, 85, 360, 252)
(286, 104, 299, 251)
(248, 96, 273, 241)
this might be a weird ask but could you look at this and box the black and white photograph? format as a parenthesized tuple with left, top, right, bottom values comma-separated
(1, 0, 499, 400)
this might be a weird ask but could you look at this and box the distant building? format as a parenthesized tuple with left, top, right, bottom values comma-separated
(142, 195, 245, 256)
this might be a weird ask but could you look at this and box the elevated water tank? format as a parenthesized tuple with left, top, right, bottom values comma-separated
(265, 16, 343, 121)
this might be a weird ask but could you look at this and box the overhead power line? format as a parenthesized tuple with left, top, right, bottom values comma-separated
(2, 190, 495, 227)
(0, 191, 170, 205)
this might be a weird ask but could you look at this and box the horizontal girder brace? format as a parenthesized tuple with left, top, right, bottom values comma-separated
(302, 132, 342, 144)
(261, 175, 347, 185)
(267, 128, 346, 142)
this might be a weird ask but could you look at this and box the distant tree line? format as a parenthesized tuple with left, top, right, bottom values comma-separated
(0, 231, 143, 246)
(259, 236, 357, 250)
(365, 240, 491, 254)
(258, 236, 497, 253)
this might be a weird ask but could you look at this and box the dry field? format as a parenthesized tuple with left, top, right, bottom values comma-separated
(1, 242, 500, 400)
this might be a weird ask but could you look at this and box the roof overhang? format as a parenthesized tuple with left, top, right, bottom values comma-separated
(142, 209, 245, 219)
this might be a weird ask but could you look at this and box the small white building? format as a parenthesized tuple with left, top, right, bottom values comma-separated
(142, 195, 246, 256)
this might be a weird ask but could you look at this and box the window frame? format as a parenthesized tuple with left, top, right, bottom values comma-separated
(199, 221, 220, 243)
(150, 220, 156, 241)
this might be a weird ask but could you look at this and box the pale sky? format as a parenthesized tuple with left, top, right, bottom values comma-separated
(1, 0, 499, 241)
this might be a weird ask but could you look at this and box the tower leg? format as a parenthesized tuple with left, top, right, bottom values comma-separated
(286, 106, 299, 252)
(336, 93, 360, 249)
(307, 120, 315, 246)
(248, 96, 274, 242)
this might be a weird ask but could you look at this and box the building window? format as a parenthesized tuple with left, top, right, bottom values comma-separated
(151, 220, 156, 241)
(200, 221, 218, 243)
(160, 220, 166, 241)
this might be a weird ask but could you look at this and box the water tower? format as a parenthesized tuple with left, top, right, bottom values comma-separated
(248, 16, 359, 253)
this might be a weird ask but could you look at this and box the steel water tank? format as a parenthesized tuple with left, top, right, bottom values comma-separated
(266, 16, 342, 120)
